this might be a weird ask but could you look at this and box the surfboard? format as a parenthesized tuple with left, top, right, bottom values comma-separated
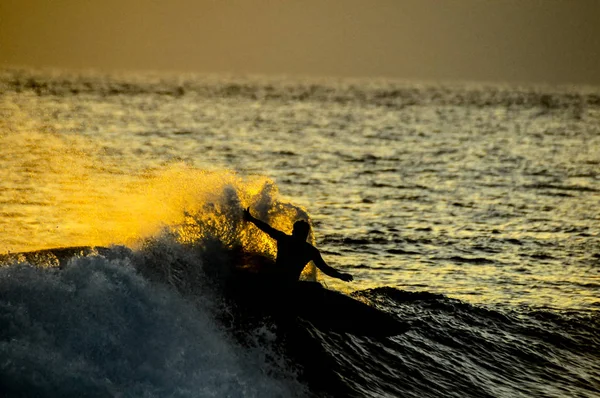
(291, 281, 410, 336)
(225, 271, 410, 337)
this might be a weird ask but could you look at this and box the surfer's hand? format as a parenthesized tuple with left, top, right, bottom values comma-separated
(243, 207, 252, 221)
(340, 272, 353, 282)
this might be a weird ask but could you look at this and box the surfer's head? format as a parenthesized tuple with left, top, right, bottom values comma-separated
(292, 220, 310, 240)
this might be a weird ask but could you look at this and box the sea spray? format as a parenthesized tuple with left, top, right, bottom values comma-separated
(0, 130, 313, 259)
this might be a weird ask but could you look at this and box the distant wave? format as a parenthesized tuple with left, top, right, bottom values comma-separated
(2, 67, 599, 111)
(522, 183, 600, 193)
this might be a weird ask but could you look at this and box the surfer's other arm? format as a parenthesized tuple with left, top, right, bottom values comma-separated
(243, 207, 284, 240)
(312, 250, 354, 282)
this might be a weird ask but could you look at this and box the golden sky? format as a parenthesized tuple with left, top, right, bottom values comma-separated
(1, 0, 599, 85)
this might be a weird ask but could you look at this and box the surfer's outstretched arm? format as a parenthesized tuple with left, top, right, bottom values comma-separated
(243, 207, 285, 240)
(312, 250, 353, 282)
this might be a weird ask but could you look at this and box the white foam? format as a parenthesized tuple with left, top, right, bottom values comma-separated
(0, 255, 308, 397)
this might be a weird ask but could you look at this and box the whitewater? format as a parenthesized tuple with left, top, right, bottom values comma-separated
(0, 68, 599, 397)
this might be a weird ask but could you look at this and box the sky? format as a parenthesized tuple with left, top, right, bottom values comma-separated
(1, 0, 599, 86)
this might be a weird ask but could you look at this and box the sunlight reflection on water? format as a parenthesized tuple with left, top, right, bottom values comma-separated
(1, 70, 598, 311)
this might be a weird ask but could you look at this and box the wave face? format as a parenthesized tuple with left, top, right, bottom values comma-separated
(345, 288, 600, 397)
(2, 245, 598, 398)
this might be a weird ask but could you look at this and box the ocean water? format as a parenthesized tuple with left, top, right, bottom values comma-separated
(0, 68, 599, 397)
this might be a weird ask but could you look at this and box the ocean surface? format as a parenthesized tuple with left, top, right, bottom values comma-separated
(0, 68, 599, 397)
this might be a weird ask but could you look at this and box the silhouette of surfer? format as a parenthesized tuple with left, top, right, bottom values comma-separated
(243, 207, 353, 283)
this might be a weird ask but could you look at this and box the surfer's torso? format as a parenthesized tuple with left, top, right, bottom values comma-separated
(274, 234, 317, 282)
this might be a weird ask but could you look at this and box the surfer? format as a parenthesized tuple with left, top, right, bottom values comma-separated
(243, 207, 353, 283)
